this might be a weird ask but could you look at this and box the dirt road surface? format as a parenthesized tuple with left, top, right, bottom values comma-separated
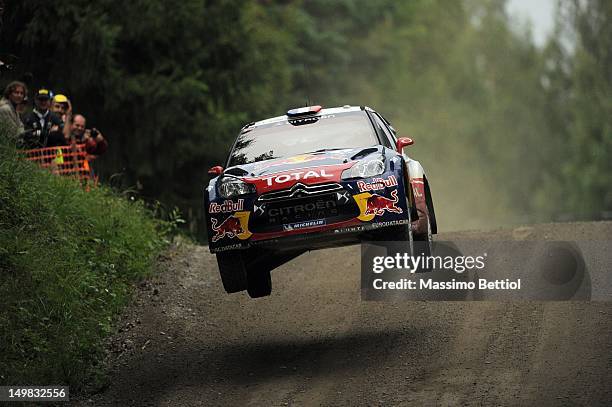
(77, 222, 612, 406)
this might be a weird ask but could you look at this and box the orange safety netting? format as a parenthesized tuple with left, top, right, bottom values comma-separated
(22, 144, 98, 188)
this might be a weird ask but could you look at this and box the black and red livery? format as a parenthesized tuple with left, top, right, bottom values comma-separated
(204, 105, 436, 297)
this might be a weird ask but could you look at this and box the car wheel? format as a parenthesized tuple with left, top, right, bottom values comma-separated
(400, 194, 415, 256)
(394, 219, 414, 256)
(413, 216, 433, 272)
(246, 268, 272, 298)
(414, 216, 433, 257)
(216, 251, 247, 293)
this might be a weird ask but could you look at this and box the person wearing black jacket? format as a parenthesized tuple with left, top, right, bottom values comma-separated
(21, 88, 66, 148)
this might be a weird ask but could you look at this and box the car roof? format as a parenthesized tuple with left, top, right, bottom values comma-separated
(246, 105, 366, 129)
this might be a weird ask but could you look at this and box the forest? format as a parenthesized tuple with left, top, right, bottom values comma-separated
(1, 0, 610, 237)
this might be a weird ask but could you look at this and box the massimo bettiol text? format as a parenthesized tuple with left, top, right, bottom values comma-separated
(360, 241, 608, 301)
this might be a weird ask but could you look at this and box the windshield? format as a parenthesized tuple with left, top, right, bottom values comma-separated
(227, 111, 377, 166)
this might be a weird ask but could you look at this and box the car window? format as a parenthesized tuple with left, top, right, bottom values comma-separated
(371, 113, 396, 148)
(228, 111, 378, 166)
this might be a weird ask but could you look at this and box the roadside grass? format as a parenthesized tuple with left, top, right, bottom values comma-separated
(0, 134, 170, 390)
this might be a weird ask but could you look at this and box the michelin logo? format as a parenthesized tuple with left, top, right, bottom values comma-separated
(283, 219, 325, 231)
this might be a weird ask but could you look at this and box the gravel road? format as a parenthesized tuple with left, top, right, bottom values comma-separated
(77, 222, 612, 406)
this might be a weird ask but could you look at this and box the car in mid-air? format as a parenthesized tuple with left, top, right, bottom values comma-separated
(204, 105, 436, 297)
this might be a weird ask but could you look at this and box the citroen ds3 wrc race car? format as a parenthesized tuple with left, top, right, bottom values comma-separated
(204, 105, 436, 298)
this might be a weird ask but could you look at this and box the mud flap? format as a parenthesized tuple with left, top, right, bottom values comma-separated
(410, 178, 429, 237)
(424, 177, 437, 234)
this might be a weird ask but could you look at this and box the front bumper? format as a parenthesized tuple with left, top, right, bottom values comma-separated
(206, 173, 410, 253)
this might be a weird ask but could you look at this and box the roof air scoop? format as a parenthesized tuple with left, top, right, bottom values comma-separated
(286, 105, 322, 117)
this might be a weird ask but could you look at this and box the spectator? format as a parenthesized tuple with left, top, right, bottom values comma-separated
(68, 114, 108, 155)
(22, 88, 66, 148)
(16, 95, 29, 115)
(0, 81, 27, 140)
(51, 93, 70, 122)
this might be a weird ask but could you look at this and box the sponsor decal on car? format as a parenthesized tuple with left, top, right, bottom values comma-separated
(209, 199, 244, 214)
(371, 219, 410, 228)
(263, 169, 334, 186)
(268, 200, 337, 217)
(356, 175, 398, 193)
(251, 152, 349, 171)
(253, 203, 266, 216)
(411, 177, 425, 198)
(253, 154, 324, 171)
(364, 190, 402, 216)
(334, 225, 366, 234)
(212, 243, 246, 252)
(353, 190, 403, 221)
(211, 211, 252, 242)
(284, 155, 324, 164)
(267, 200, 339, 226)
(283, 219, 326, 231)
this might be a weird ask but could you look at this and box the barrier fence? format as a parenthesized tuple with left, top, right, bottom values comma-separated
(22, 144, 98, 188)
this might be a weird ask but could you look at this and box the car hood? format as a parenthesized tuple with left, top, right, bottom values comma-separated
(224, 146, 382, 178)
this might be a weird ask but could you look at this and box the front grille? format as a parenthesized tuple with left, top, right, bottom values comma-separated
(258, 182, 344, 202)
(251, 186, 358, 233)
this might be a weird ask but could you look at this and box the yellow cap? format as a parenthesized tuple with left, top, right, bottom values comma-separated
(36, 89, 51, 98)
(53, 94, 68, 103)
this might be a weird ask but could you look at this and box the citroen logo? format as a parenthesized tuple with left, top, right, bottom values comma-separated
(289, 183, 308, 198)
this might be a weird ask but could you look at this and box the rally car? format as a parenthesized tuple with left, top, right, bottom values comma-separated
(205, 105, 436, 297)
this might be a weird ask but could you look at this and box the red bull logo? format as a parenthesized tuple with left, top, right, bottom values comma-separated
(211, 215, 244, 242)
(356, 175, 398, 193)
(364, 190, 402, 216)
(209, 199, 244, 214)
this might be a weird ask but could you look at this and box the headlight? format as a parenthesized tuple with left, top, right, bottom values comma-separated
(342, 156, 385, 179)
(218, 177, 256, 198)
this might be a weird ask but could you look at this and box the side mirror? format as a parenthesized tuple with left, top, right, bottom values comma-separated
(208, 165, 224, 176)
(396, 137, 414, 153)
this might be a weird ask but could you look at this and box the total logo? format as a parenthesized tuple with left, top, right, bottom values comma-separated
(263, 169, 334, 186)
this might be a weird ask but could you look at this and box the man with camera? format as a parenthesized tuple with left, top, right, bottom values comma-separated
(68, 114, 108, 155)
(21, 88, 66, 148)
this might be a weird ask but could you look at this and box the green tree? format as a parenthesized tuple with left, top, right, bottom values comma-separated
(555, 0, 612, 218)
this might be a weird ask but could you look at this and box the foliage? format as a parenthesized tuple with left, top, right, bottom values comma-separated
(543, 0, 612, 218)
(1, 0, 610, 231)
(0, 130, 168, 389)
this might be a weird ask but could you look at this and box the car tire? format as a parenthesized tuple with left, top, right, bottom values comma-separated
(413, 217, 433, 272)
(395, 193, 415, 255)
(414, 216, 433, 257)
(216, 251, 248, 293)
(246, 268, 272, 298)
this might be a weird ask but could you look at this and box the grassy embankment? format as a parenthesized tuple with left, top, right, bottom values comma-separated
(0, 133, 170, 390)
